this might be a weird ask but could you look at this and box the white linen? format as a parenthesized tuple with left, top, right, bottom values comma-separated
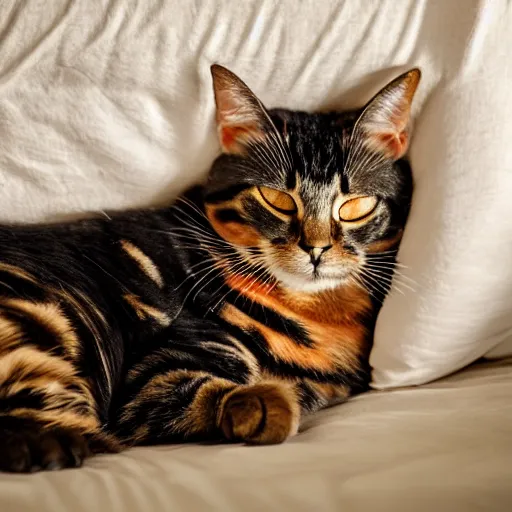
(0, 0, 510, 400)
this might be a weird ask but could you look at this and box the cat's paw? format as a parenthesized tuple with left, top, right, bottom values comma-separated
(0, 417, 117, 473)
(220, 383, 299, 445)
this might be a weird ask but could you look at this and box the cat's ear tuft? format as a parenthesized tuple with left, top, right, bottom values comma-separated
(356, 68, 421, 160)
(211, 65, 268, 154)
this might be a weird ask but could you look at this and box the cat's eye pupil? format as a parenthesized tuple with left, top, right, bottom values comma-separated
(258, 186, 297, 214)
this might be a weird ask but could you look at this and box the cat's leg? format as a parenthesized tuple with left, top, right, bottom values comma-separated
(219, 380, 300, 444)
(0, 345, 118, 472)
(0, 295, 118, 472)
(296, 380, 352, 416)
(115, 342, 301, 446)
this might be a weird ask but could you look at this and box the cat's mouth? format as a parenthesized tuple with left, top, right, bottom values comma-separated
(255, 246, 359, 293)
(269, 265, 351, 293)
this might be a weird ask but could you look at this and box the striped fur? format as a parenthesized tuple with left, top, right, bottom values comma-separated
(0, 65, 419, 472)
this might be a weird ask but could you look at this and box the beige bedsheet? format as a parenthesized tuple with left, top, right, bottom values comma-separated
(1, 359, 510, 511)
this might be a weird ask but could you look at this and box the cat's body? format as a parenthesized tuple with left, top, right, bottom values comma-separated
(0, 66, 419, 472)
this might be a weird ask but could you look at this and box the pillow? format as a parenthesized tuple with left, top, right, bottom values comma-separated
(370, 0, 512, 387)
(0, 0, 510, 389)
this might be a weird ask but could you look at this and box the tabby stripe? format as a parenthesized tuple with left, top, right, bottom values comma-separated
(0, 314, 24, 354)
(120, 240, 164, 287)
(296, 381, 324, 412)
(0, 346, 98, 427)
(123, 345, 249, 405)
(123, 294, 171, 326)
(117, 373, 233, 444)
(128, 374, 212, 427)
(0, 299, 80, 359)
(220, 319, 365, 385)
(0, 309, 65, 357)
(203, 184, 251, 204)
(223, 296, 311, 347)
(0, 268, 48, 301)
(0, 387, 46, 412)
(0, 262, 38, 283)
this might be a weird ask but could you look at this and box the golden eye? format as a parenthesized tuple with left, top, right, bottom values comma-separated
(339, 196, 378, 222)
(258, 186, 297, 214)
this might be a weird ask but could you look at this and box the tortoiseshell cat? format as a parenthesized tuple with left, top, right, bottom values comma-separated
(0, 65, 420, 472)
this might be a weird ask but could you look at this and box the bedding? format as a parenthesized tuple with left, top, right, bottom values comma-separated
(1, 359, 510, 511)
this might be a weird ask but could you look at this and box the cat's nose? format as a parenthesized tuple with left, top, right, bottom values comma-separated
(299, 243, 332, 266)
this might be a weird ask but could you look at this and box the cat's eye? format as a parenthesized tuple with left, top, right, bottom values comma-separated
(339, 196, 378, 222)
(258, 186, 297, 214)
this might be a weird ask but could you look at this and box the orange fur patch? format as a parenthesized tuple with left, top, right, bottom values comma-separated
(222, 305, 365, 372)
(222, 277, 370, 373)
(205, 204, 262, 247)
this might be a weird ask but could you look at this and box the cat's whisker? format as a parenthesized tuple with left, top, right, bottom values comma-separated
(174, 259, 222, 291)
(175, 197, 210, 221)
(206, 257, 265, 311)
(366, 249, 400, 257)
(364, 261, 410, 275)
(362, 266, 412, 296)
(184, 262, 227, 304)
(364, 263, 418, 290)
(170, 208, 220, 238)
(365, 259, 407, 270)
(170, 204, 211, 228)
(169, 233, 227, 247)
(176, 251, 245, 296)
(358, 269, 391, 297)
(167, 223, 222, 245)
(350, 273, 384, 303)
(165, 227, 230, 247)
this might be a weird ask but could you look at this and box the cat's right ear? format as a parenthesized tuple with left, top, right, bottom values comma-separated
(355, 68, 421, 160)
(211, 65, 269, 155)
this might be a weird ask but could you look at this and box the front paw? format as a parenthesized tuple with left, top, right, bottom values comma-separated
(219, 383, 299, 445)
(0, 417, 117, 473)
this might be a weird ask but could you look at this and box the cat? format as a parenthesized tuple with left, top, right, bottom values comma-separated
(0, 64, 420, 472)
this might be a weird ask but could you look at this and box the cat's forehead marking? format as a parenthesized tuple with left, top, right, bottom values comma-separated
(299, 174, 341, 220)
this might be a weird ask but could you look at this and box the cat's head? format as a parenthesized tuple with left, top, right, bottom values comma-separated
(203, 65, 420, 293)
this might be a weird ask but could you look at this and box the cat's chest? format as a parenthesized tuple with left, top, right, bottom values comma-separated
(221, 276, 373, 374)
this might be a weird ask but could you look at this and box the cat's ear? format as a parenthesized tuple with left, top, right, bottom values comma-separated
(211, 64, 269, 154)
(356, 68, 421, 160)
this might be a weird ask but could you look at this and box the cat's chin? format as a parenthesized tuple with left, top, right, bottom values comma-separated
(271, 268, 347, 293)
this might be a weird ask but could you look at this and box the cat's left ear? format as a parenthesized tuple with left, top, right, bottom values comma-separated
(211, 64, 270, 155)
(356, 68, 421, 160)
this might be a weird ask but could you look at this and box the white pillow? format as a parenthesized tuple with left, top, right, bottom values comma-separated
(370, 0, 512, 387)
(0, 0, 510, 389)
